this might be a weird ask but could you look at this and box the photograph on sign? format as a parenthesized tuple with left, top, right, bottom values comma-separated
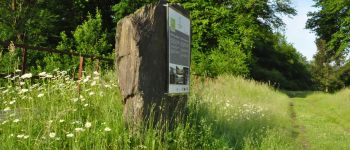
(167, 6, 191, 94)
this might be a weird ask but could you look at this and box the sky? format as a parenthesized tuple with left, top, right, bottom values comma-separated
(282, 0, 318, 61)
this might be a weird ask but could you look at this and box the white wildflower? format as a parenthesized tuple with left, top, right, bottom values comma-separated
(83, 104, 89, 107)
(93, 71, 99, 76)
(46, 74, 53, 78)
(49, 132, 56, 138)
(2, 89, 9, 94)
(74, 128, 85, 132)
(19, 82, 25, 85)
(4, 75, 11, 79)
(13, 119, 20, 123)
(104, 127, 111, 132)
(4, 107, 11, 112)
(20, 89, 29, 94)
(88, 92, 95, 96)
(38, 72, 47, 77)
(48, 120, 53, 124)
(93, 77, 99, 80)
(82, 77, 90, 83)
(59, 119, 65, 123)
(23, 135, 29, 139)
(91, 81, 96, 86)
(71, 121, 81, 124)
(66, 133, 74, 138)
(2, 120, 8, 125)
(17, 134, 24, 138)
(20, 73, 32, 79)
(84, 122, 92, 128)
(9, 100, 16, 105)
(37, 93, 44, 98)
(15, 69, 21, 72)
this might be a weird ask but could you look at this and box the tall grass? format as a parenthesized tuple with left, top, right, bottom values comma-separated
(0, 71, 228, 149)
(0, 72, 298, 149)
(293, 88, 350, 149)
(191, 75, 297, 149)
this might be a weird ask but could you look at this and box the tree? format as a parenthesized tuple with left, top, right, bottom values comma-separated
(111, 0, 316, 90)
(0, 0, 57, 45)
(252, 34, 313, 90)
(166, 0, 296, 77)
(306, 0, 350, 63)
(310, 39, 344, 92)
(307, 0, 350, 90)
(112, 0, 158, 22)
(45, 10, 111, 72)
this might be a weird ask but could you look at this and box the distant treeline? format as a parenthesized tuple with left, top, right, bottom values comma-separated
(0, 0, 349, 91)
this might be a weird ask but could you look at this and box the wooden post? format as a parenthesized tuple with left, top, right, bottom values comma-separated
(77, 56, 84, 94)
(21, 47, 27, 75)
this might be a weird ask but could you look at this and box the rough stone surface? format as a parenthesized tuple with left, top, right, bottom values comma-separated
(115, 2, 187, 126)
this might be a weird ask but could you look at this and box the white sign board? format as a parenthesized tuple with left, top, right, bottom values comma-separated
(167, 6, 191, 94)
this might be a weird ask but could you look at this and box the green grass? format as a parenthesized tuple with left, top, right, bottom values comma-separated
(292, 90, 350, 150)
(0, 71, 349, 149)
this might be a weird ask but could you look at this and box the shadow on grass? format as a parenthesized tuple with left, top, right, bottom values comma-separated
(282, 91, 315, 98)
(188, 93, 280, 149)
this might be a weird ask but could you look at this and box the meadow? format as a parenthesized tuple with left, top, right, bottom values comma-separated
(0, 70, 349, 149)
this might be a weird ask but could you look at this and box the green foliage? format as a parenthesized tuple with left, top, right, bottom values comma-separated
(110, 0, 316, 90)
(0, 0, 57, 45)
(0, 42, 21, 73)
(306, 0, 350, 61)
(207, 38, 249, 76)
(310, 39, 345, 92)
(293, 89, 350, 149)
(252, 34, 313, 90)
(167, 0, 300, 79)
(306, 0, 350, 91)
(73, 10, 111, 55)
(44, 10, 112, 72)
(112, 0, 158, 22)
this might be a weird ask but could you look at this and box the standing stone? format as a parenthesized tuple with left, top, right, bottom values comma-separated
(115, 2, 188, 126)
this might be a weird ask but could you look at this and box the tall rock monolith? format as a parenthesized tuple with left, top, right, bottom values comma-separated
(115, 2, 188, 126)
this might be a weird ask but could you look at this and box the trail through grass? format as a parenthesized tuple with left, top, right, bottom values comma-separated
(291, 90, 350, 150)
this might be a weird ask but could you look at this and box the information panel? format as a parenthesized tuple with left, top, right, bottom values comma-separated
(167, 6, 191, 94)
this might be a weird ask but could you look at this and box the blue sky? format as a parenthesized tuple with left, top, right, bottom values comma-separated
(282, 0, 318, 61)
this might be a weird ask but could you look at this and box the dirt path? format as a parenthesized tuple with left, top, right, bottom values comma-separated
(289, 99, 310, 149)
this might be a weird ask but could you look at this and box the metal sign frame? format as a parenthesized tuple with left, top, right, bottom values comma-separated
(166, 4, 191, 94)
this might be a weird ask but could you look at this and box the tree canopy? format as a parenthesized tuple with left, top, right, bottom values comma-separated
(306, 0, 350, 91)
(1, 0, 342, 90)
